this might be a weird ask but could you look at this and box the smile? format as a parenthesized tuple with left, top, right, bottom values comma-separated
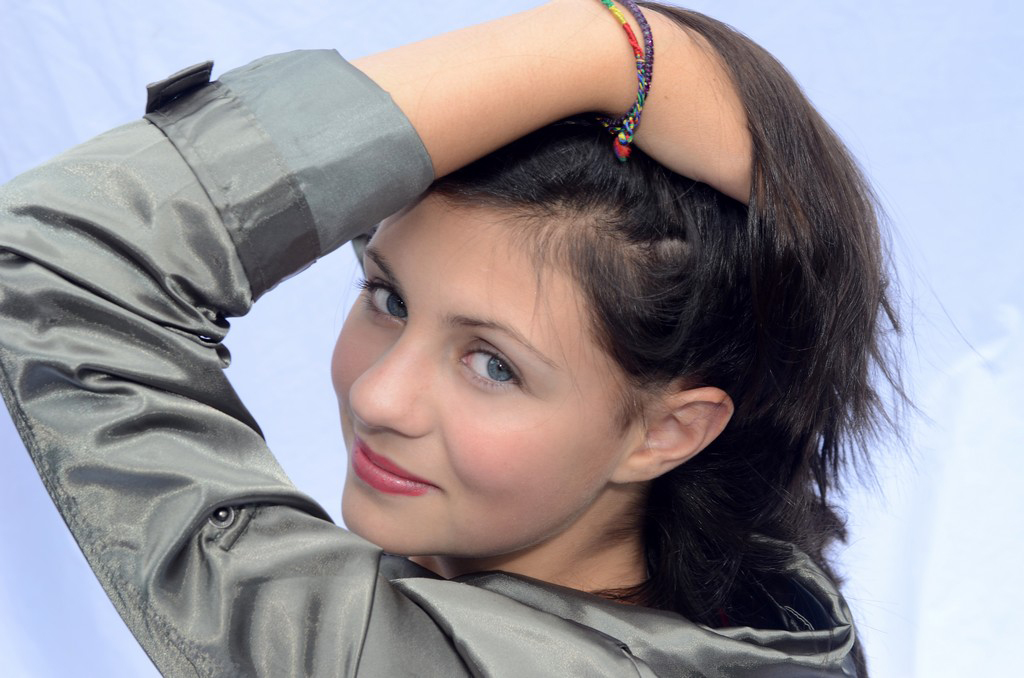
(351, 437, 434, 496)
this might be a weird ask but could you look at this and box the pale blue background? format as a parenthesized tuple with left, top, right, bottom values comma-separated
(2, 1, 1022, 676)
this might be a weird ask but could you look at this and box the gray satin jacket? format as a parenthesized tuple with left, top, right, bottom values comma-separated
(0, 51, 858, 677)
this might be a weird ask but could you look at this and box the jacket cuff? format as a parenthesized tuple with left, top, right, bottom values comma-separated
(145, 50, 434, 299)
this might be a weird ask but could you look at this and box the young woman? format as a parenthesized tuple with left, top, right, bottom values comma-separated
(0, 1, 899, 675)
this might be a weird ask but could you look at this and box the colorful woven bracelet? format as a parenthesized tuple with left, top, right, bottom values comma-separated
(597, 0, 654, 161)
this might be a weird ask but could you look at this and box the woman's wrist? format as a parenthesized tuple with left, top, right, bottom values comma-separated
(553, 0, 751, 201)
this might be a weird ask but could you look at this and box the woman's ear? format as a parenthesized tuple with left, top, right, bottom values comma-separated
(612, 386, 734, 484)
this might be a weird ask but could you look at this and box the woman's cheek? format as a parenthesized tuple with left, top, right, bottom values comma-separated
(450, 431, 522, 494)
(443, 401, 559, 500)
(448, 394, 617, 520)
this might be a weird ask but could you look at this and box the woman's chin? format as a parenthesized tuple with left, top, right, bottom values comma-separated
(342, 494, 430, 555)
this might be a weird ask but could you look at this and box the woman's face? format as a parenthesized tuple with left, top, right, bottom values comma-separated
(332, 196, 646, 582)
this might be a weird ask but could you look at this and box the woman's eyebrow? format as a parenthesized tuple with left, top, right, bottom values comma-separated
(364, 246, 407, 296)
(445, 313, 559, 370)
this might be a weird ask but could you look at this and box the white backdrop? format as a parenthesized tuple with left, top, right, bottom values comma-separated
(1, 1, 1021, 676)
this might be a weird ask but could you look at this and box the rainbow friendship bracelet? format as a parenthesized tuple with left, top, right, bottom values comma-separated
(597, 0, 654, 161)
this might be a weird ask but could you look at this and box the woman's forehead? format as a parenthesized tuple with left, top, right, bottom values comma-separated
(374, 197, 560, 289)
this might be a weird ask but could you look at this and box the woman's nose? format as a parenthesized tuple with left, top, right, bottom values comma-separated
(347, 334, 433, 438)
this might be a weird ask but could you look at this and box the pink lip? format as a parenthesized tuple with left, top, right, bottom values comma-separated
(351, 437, 434, 496)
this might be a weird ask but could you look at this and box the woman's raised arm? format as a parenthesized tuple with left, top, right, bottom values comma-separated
(355, 0, 751, 200)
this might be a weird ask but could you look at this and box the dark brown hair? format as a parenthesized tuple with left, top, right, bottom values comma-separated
(433, 4, 903, 672)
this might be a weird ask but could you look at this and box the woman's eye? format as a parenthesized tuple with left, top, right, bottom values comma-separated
(465, 351, 518, 385)
(365, 284, 407, 319)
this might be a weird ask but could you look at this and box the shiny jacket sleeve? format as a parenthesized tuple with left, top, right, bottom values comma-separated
(0, 51, 458, 676)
